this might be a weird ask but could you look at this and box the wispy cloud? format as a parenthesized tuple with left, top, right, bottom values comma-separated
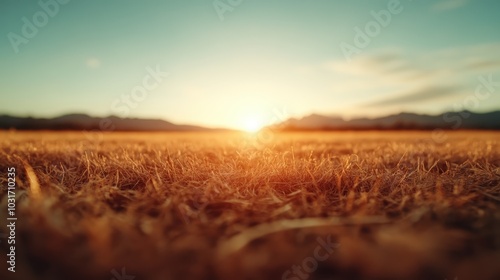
(365, 86, 462, 107)
(325, 43, 500, 110)
(432, 0, 469, 11)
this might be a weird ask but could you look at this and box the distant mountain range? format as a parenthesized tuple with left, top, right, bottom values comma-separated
(274, 110, 500, 130)
(1, 111, 499, 131)
(0, 114, 214, 131)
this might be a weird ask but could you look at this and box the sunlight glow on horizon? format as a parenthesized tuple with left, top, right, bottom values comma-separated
(239, 112, 266, 132)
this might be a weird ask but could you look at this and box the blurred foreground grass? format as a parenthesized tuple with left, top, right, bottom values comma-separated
(0, 131, 499, 280)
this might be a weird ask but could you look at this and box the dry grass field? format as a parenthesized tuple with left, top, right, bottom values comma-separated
(0, 130, 499, 280)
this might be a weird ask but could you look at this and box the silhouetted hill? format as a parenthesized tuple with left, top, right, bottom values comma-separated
(2, 111, 499, 132)
(275, 111, 500, 130)
(0, 114, 216, 131)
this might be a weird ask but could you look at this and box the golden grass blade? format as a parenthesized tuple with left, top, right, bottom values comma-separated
(216, 216, 390, 258)
(25, 164, 42, 201)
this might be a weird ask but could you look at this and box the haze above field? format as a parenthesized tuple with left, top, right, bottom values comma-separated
(1, 0, 500, 130)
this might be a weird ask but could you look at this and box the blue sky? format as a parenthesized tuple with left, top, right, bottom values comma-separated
(1, 0, 500, 129)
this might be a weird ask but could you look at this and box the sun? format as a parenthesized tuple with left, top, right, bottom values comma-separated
(241, 114, 266, 132)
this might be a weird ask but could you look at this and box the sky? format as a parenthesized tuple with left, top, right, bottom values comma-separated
(1, 0, 500, 130)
